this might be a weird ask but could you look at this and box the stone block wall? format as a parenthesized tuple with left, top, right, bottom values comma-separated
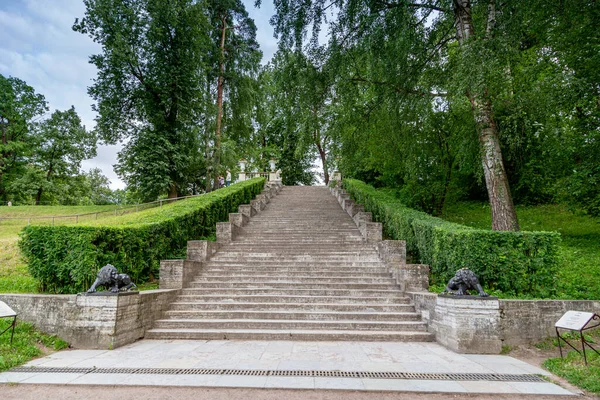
(406, 291, 600, 353)
(0, 290, 178, 349)
(500, 299, 600, 346)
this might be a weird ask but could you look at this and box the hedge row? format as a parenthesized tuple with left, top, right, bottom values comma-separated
(343, 179, 561, 297)
(19, 178, 266, 294)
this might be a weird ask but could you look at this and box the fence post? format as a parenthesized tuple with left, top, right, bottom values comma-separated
(76, 215, 79, 223)
(95, 213, 98, 220)
(52, 217, 55, 226)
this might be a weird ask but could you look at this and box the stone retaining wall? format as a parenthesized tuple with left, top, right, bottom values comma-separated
(407, 291, 600, 353)
(0, 289, 178, 349)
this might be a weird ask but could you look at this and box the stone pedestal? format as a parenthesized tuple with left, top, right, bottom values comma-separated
(433, 295, 502, 354)
(395, 264, 429, 291)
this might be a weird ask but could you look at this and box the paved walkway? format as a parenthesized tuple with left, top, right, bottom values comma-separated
(0, 340, 575, 396)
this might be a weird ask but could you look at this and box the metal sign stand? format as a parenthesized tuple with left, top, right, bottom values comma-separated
(0, 301, 18, 345)
(555, 311, 600, 365)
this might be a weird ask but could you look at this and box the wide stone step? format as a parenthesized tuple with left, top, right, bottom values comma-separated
(171, 294, 410, 304)
(193, 275, 393, 283)
(200, 270, 391, 277)
(145, 329, 434, 342)
(219, 244, 375, 250)
(180, 287, 405, 296)
(210, 256, 381, 262)
(153, 318, 428, 331)
(213, 251, 379, 257)
(163, 310, 421, 321)
(186, 281, 397, 290)
(165, 302, 415, 312)
(203, 259, 388, 271)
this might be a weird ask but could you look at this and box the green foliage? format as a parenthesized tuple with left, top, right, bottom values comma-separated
(0, 74, 48, 201)
(343, 179, 561, 297)
(0, 319, 69, 372)
(442, 201, 600, 300)
(267, 0, 600, 225)
(18, 178, 265, 294)
(543, 350, 600, 395)
(28, 107, 97, 204)
(74, 0, 212, 200)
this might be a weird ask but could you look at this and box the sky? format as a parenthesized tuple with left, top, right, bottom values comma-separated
(0, 0, 279, 190)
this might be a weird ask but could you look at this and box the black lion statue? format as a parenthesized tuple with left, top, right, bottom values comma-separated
(443, 268, 489, 297)
(87, 264, 136, 293)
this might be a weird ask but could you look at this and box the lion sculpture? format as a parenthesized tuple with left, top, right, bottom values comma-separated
(444, 268, 489, 297)
(87, 264, 136, 293)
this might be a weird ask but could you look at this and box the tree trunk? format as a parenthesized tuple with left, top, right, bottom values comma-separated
(204, 77, 213, 193)
(168, 183, 178, 199)
(36, 165, 54, 206)
(213, 14, 227, 190)
(317, 141, 329, 186)
(453, 0, 520, 231)
(35, 188, 43, 205)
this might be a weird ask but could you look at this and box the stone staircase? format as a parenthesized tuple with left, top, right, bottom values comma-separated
(146, 186, 433, 341)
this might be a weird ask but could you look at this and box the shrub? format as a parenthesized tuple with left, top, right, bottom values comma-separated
(19, 178, 265, 293)
(343, 179, 561, 297)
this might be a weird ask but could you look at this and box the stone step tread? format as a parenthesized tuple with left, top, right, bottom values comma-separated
(153, 319, 428, 331)
(180, 292, 405, 298)
(186, 284, 398, 290)
(166, 302, 415, 311)
(173, 295, 411, 302)
(156, 318, 425, 324)
(164, 310, 421, 318)
(192, 275, 394, 281)
(145, 329, 435, 341)
(200, 272, 391, 277)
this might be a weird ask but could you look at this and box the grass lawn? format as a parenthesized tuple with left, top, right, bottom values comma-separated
(442, 202, 600, 300)
(535, 329, 600, 395)
(0, 319, 69, 372)
(0, 205, 118, 240)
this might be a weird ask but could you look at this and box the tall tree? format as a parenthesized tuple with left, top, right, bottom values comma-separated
(268, 0, 526, 230)
(30, 107, 97, 204)
(0, 74, 47, 201)
(204, 0, 261, 191)
(74, 0, 210, 200)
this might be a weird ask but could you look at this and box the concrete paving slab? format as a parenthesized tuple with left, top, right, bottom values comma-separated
(459, 381, 519, 394)
(507, 382, 576, 396)
(1, 339, 577, 395)
(0, 372, 40, 383)
(68, 373, 129, 385)
(22, 373, 83, 384)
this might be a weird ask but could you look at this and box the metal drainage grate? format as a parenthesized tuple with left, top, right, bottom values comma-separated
(8, 367, 546, 382)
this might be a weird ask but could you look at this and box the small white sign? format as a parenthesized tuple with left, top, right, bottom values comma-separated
(0, 301, 17, 318)
(555, 311, 595, 331)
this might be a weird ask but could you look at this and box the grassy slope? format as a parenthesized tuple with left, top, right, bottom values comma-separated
(1, 205, 119, 293)
(442, 202, 600, 299)
(0, 190, 240, 293)
(0, 199, 200, 293)
(0, 319, 69, 372)
(0, 205, 117, 240)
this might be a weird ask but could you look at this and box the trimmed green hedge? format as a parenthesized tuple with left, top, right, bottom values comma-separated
(343, 179, 561, 297)
(19, 178, 265, 293)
